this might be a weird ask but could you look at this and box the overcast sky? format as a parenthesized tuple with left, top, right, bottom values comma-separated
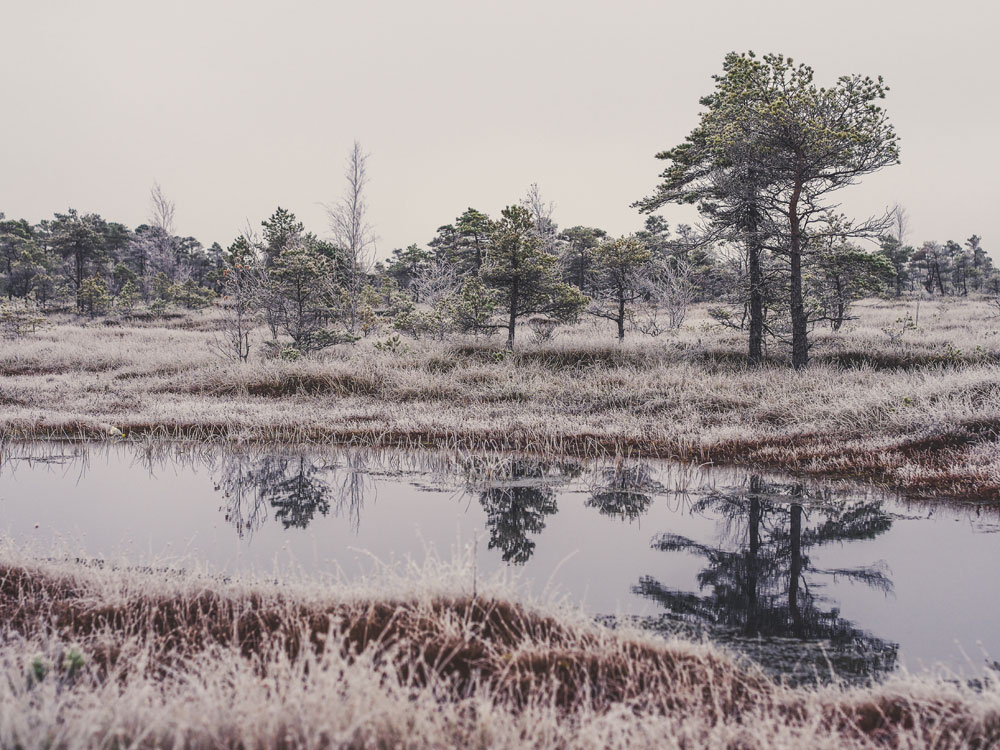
(1, 0, 996, 258)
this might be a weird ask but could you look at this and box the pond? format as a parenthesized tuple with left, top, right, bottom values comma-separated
(2, 442, 998, 685)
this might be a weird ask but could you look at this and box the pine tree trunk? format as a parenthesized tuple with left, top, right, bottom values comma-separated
(788, 500, 804, 638)
(506, 280, 518, 350)
(748, 238, 764, 364)
(788, 176, 808, 369)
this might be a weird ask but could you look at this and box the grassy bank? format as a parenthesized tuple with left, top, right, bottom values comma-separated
(1, 550, 998, 749)
(1, 297, 998, 498)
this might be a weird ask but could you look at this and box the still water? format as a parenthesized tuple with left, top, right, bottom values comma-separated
(2, 442, 999, 684)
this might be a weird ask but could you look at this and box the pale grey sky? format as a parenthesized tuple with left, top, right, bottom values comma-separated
(1, 0, 996, 258)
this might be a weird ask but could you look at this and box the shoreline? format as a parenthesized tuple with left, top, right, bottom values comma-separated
(2, 417, 997, 501)
(1, 299, 998, 502)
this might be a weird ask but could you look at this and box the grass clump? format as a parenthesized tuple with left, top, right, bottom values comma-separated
(0, 550, 998, 749)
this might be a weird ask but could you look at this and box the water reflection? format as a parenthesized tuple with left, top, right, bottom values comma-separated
(586, 461, 662, 522)
(635, 476, 899, 681)
(461, 457, 663, 560)
(215, 454, 269, 537)
(0, 444, 694, 558)
(461, 457, 579, 564)
(221, 453, 663, 563)
(5, 441, 1000, 683)
(215, 453, 370, 537)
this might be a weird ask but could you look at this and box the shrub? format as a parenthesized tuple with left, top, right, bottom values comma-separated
(77, 275, 110, 317)
(170, 279, 215, 310)
(116, 280, 141, 314)
(528, 317, 560, 343)
(0, 300, 47, 338)
(374, 334, 409, 354)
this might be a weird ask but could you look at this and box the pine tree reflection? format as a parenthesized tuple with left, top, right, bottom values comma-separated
(264, 457, 332, 529)
(468, 458, 578, 564)
(586, 462, 663, 521)
(635, 477, 898, 681)
(480, 485, 558, 564)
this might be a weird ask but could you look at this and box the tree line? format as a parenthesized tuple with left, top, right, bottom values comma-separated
(0, 55, 995, 364)
(0, 184, 223, 317)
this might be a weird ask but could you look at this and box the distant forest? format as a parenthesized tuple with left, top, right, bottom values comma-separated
(1, 53, 995, 367)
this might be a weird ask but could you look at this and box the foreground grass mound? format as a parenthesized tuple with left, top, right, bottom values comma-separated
(1, 553, 998, 749)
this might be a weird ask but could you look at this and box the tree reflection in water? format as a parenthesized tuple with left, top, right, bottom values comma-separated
(585, 461, 662, 522)
(215, 453, 369, 537)
(635, 476, 899, 682)
(480, 485, 557, 564)
(467, 458, 581, 564)
(215, 454, 269, 538)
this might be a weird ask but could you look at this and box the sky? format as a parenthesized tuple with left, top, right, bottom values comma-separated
(1, 0, 996, 260)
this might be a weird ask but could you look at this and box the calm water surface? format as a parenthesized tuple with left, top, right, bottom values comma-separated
(2, 442, 998, 684)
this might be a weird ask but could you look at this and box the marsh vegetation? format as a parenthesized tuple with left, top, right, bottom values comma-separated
(1, 296, 998, 499)
(2, 547, 1000, 749)
(2, 46, 999, 749)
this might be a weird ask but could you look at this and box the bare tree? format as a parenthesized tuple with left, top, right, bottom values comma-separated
(521, 182, 554, 229)
(327, 141, 376, 333)
(410, 257, 458, 307)
(149, 181, 175, 236)
(891, 203, 909, 246)
(633, 256, 696, 335)
(144, 181, 181, 282)
(521, 182, 559, 255)
(656, 256, 696, 330)
(405, 258, 463, 341)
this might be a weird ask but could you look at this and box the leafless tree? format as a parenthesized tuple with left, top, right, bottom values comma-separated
(411, 257, 458, 307)
(660, 257, 696, 329)
(891, 203, 909, 246)
(149, 181, 175, 236)
(634, 256, 696, 334)
(521, 182, 554, 229)
(521, 182, 559, 255)
(143, 181, 181, 282)
(327, 141, 376, 333)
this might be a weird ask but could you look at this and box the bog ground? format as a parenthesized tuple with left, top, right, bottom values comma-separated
(1, 297, 997, 498)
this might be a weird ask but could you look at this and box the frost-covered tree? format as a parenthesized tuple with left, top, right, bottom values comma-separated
(589, 235, 651, 340)
(558, 225, 607, 294)
(265, 238, 344, 353)
(328, 141, 376, 333)
(638, 52, 900, 368)
(809, 239, 893, 330)
(481, 205, 587, 349)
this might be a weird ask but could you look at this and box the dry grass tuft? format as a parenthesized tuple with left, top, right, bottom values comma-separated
(0, 561, 761, 715)
(1, 551, 998, 749)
